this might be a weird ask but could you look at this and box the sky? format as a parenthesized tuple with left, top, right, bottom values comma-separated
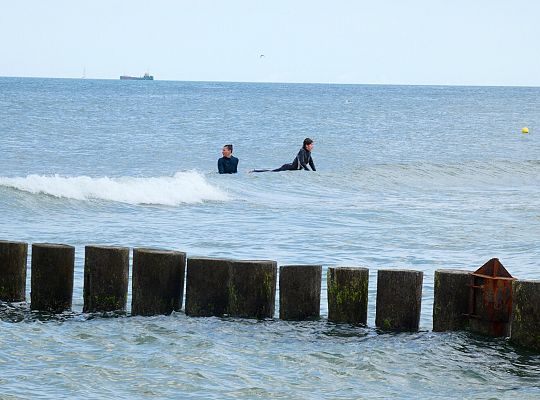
(1, 0, 539, 86)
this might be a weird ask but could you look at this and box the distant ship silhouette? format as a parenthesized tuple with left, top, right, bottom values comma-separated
(120, 72, 154, 80)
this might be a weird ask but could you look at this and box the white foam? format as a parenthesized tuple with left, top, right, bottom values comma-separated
(0, 171, 229, 205)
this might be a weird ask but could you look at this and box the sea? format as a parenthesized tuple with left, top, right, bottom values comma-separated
(0, 77, 539, 399)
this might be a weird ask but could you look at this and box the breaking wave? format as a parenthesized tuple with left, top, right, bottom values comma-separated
(0, 171, 229, 205)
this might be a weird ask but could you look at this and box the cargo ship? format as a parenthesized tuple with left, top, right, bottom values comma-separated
(119, 72, 154, 80)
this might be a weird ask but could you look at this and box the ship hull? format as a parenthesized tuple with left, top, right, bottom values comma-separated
(120, 75, 154, 80)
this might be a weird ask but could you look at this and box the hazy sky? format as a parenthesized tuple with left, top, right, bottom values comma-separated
(1, 0, 539, 86)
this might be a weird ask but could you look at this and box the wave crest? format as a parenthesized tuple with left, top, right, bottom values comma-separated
(0, 171, 229, 205)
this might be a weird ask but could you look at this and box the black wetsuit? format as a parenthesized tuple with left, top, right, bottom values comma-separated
(218, 156, 239, 174)
(272, 148, 316, 172)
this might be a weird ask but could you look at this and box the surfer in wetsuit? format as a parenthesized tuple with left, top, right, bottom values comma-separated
(218, 144, 239, 174)
(252, 138, 316, 172)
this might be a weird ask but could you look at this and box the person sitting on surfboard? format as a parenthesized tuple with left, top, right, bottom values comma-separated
(218, 144, 239, 174)
(252, 138, 316, 172)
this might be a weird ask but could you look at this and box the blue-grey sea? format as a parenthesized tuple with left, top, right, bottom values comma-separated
(1, 77, 539, 399)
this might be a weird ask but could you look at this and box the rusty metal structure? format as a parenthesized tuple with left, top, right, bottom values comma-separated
(467, 258, 515, 337)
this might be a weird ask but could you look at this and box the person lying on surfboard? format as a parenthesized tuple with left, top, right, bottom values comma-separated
(251, 138, 316, 172)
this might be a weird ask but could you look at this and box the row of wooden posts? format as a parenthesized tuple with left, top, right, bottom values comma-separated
(0, 240, 538, 351)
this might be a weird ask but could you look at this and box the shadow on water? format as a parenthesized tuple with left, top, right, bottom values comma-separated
(0, 301, 126, 323)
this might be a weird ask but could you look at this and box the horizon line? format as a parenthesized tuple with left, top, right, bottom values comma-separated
(1, 74, 539, 89)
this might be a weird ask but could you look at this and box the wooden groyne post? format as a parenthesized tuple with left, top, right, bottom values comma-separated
(185, 257, 231, 317)
(30, 243, 75, 312)
(0, 240, 28, 302)
(510, 280, 540, 351)
(83, 245, 129, 313)
(185, 257, 277, 319)
(228, 260, 277, 319)
(327, 267, 369, 325)
(376, 269, 423, 331)
(279, 265, 321, 321)
(432, 269, 471, 331)
(131, 248, 186, 316)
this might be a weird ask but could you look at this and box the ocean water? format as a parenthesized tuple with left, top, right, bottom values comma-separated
(0, 77, 539, 399)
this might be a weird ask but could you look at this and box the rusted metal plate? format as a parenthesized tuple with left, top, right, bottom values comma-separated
(466, 258, 516, 337)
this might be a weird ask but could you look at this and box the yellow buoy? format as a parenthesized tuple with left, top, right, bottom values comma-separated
(522, 127, 529, 134)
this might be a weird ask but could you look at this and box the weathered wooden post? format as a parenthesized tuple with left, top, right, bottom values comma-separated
(433, 269, 471, 331)
(185, 257, 231, 317)
(186, 258, 277, 319)
(30, 243, 75, 312)
(131, 248, 186, 316)
(228, 260, 277, 319)
(510, 280, 540, 351)
(327, 267, 369, 325)
(279, 265, 321, 320)
(0, 240, 28, 302)
(83, 245, 129, 313)
(376, 269, 423, 331)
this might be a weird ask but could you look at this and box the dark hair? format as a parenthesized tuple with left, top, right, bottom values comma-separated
(223, 144, 233, 152)
(303, 138, 313, 149)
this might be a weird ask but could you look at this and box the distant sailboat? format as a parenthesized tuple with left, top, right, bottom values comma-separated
(82, 67, 86, 79)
